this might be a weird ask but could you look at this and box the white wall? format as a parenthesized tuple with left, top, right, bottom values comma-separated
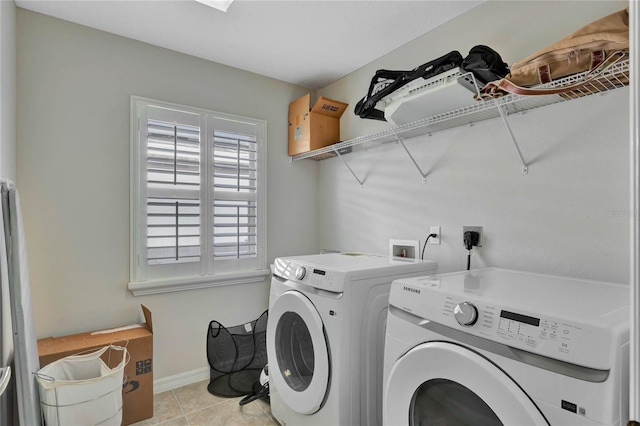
(1, 0, 16, 180)
(16, 9, 317, 380)
(318, 0, 630, 284)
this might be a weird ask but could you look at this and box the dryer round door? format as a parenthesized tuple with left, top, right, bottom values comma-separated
(266, 290, 330, 415)
(385, 341, 549, 426)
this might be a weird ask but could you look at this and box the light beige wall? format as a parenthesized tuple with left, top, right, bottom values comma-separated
(16, 8, 317, 379)
(15, 0, 631, 382)
(318, 1, 631, 283)
(1, 0, 16, 180)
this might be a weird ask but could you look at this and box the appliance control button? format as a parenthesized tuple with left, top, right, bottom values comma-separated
(294, 266, 306, 280)
(454, 302, 478, 326)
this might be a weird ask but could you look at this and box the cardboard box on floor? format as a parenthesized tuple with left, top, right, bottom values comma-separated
(37, 305, 154, 426)
(288, 93, 348, 156)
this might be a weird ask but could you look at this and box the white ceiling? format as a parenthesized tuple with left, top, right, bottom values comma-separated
(15, 0, 483, 89)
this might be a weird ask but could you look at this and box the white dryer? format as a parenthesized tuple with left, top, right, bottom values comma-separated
(384, 268, 630, 426)
(266, 253, 438, 426)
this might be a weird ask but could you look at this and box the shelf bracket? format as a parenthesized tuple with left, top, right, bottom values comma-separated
(393, 131, 428, 183)
(334, 147, 365, 188)
(497, 105, 528, 174)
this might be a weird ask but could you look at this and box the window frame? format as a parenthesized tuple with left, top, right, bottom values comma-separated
(129, 96, 269, 295)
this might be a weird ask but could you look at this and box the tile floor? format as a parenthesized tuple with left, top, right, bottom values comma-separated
(132, 380, 279, 426)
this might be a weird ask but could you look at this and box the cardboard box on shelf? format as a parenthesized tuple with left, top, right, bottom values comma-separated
(288, 93, 348, 156)
(37, 305, 154, 426)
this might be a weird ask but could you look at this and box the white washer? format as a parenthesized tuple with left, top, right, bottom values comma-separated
(267, 253, 438, 426)
(384, 268, 630, 426)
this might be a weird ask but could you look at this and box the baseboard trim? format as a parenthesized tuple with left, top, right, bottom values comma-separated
(154, 367, 210, 394)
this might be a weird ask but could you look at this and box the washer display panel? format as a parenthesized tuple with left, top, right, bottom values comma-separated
(267, 290, 330, 415)
(385, 342, 549, 426)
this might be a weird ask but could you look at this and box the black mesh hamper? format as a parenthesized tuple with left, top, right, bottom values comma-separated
(206, 310, 268, 397)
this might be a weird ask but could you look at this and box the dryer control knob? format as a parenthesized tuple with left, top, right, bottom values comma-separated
(454, 302, 478, 326)
(294, 266, 306, 280)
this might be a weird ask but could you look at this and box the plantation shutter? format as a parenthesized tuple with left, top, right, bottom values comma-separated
(131, 97, 266, 287)
(145, 107, 201, 265)
(211, 123, 259, 260)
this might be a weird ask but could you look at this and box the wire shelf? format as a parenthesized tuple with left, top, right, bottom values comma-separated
(292, 59, 629, 162)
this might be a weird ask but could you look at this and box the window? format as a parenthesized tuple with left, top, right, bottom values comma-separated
(130, 97, 268, 295)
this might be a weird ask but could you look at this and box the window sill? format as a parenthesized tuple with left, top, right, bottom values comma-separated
(128, 269, 271, 296)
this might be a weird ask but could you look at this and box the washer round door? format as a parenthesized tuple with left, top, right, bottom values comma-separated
(385, 342, 549, 426)
(266, 290, 330, 415)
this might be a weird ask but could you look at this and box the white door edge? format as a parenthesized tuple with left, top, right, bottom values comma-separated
(266, 290, 330, 414)
(384, 341, 549, 425)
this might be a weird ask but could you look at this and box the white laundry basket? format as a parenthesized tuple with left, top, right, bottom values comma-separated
(36, 344, 128, 426)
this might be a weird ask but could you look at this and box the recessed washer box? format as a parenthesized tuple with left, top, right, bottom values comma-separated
(389, 239, 419, 259)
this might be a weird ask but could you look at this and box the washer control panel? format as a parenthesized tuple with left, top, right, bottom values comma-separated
(273, 258, 345, 293)
(443, 296, 584, 355)
(390, 276, 614, 370)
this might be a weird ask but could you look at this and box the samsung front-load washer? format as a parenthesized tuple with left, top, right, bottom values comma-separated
(266, 253, 438, 426)
(383, 268, 630, 426)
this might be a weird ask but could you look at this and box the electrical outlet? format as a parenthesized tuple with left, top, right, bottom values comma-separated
(429, 226, 441, 245)
(463, 226, 483, 247)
